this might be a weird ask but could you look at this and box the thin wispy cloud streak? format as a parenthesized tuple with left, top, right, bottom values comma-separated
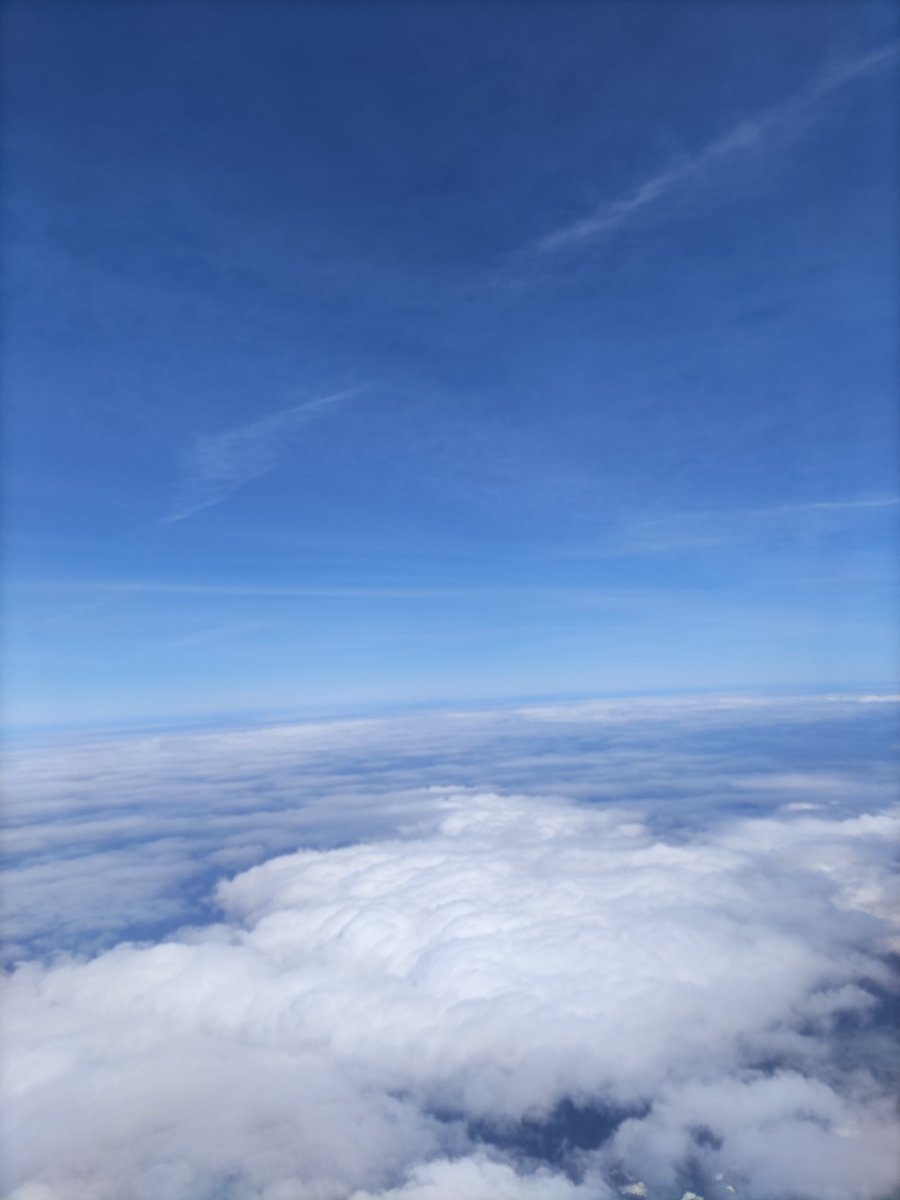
(530, 41, 899, 255)
(636, 494, 900, 531)
(164, 389, 363, 523)
(11, 579, 638, 605)
(784, 496, 900, 513)
(163, 619, 273, 650)
(563, 496, 900, 559)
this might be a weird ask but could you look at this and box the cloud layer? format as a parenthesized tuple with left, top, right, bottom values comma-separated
(3, 698, 899, 1199)
(5, 695, 897, 964)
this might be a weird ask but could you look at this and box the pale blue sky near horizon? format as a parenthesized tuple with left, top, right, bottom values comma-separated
(2, 0, 898, 729)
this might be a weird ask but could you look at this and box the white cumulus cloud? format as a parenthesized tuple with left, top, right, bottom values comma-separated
(4, 780, 899, 1199)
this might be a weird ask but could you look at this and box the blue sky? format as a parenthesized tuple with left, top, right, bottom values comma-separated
(2, 0, 898, 727)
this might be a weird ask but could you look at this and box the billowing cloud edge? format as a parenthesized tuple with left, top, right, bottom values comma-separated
(4, 783, 899, 1200)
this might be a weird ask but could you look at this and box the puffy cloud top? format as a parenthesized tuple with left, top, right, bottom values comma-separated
(3, 698, 899, 1199)
(4, 798, 899, 1197)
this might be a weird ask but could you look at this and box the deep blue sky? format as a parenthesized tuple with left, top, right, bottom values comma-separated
(2, 1, 898, 727)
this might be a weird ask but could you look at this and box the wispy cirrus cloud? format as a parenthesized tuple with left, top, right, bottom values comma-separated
(772, 496, 900, 514)
(641, 493, 900, 533)
(164, 388, 363, 523)
(567, 496, 900, 558)
(529, 41, 899, 256)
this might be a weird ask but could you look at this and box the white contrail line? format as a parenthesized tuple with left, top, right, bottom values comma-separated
(163, 388, 362, 523)
(531, 41, 899, 256)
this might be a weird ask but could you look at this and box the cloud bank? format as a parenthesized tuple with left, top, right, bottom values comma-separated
(6, 695, 897, 964)
(3, 698, 899, 1199)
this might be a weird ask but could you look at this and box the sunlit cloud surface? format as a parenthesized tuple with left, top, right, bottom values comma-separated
(4, 697, 899, 1200)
